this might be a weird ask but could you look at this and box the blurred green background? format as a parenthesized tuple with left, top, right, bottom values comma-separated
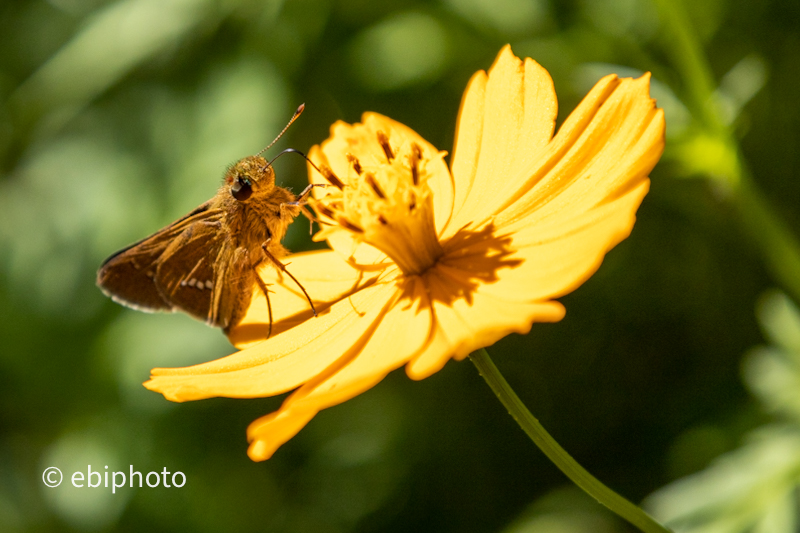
(2, 0, 800, 531)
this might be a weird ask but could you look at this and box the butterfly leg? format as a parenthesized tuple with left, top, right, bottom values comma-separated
(281, 203, 329, 234)
(261, 239, 318, 317)
(281, 184, 329, 234)
(281, 183, 328, 210)
(253, 272, 274, 339)
(296, 182, 329, 202)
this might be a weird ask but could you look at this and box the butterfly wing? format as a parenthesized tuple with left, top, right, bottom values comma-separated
(153, 218, 253, 328)
(96, 202, 224, 314)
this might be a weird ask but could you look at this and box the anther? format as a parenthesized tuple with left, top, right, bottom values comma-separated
(365, 173, 386, 199)
(320, 165, 345, 189)
(339, 218, 364, 233)
(314, 203, 336, 219)
(376, 131, 394, 161)
(410, 143, 422, 186)
(346, 153, 363, 175)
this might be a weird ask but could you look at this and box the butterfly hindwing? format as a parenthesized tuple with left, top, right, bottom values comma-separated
(211, 246, 255, 329)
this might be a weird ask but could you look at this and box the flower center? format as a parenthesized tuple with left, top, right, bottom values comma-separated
(312, 132, 444, 276)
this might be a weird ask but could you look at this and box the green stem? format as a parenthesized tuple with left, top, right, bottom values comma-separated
(469, 348, 671, 533)
(654, 0, 800, 305)
(650, 0, 723, 132)
(734, 171, 800, 305)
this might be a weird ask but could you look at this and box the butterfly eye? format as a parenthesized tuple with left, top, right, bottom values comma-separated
(231, 177, 253, 201)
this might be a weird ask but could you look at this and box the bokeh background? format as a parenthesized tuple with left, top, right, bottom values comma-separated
(2, 0, 800, 531)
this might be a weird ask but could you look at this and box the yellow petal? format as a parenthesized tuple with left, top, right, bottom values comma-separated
(495, 74, 664, 228)
(227, 249, 379, 348)
(447, 180, 650, 304)
(448, 45, 557, 234)
(406, 265, 564, 380)
(246, 276, 433, 460)
(447, 47, 664, 236)
(406, 179, 648, 380)
(144, 272, 401, 402)
(247, 409, 317, 462)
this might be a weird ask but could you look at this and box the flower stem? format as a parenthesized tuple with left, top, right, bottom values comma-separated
(650, 0, 724, 133)
(653, 0, 800, 305)
(734, 170, 800, 306)
(469, 348, 671, 533)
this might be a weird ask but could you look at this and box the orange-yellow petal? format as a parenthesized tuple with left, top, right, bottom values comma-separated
(144, 271, 401, 401)
(246, 276, 433, 460)
(406, 179, 649, 379)
(495, 74, 664, 228)
(448, 45, 557, 234)
(437, 179, 650, 307)
(497, 180, 650, 300)
(446, 47, 664, 237)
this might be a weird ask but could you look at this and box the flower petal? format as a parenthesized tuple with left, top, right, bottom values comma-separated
(246, 276, 433, 460)
(406, 179, 649, 380)
(448, 45, 557, 235)
(144, 272, 401, 402)
(406, 266, 565, 380)
(495, 74, 664, 228)
(227, 249, 378, 348)
(447, 47, 664, 237)
(448, 180, 650, 305)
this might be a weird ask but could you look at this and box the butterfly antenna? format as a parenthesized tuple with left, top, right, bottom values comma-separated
(256, 104, 305, 157)
(269, 148, 323, 176)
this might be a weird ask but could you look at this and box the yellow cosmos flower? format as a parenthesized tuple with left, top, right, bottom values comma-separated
(144, 46, 665, 461)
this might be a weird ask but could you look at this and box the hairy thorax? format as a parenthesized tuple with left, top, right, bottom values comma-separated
(225, 187, 300, 260)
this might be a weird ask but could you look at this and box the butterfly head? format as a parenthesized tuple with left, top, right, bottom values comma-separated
(225, 156, 276, 203)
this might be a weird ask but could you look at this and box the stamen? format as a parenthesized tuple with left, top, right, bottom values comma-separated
(311, 127, 443, 276)
(365, 173, 386, 199)
(410, 143, 422, 186)
(346, 153, 363, 175)
(339, 218, 364, 233)
(321, 165, 345, 189)
(376, 131, 394, 161)
(315, 203, 336, 219)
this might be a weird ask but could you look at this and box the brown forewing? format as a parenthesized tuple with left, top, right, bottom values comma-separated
(97, 202, 227, 320)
